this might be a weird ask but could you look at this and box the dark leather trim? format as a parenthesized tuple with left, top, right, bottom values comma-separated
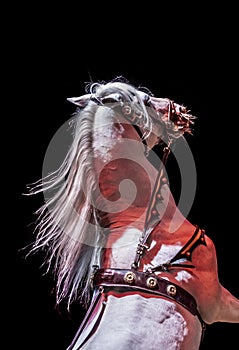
(66, 290, 103, 350)
(93, 268, 202, 321)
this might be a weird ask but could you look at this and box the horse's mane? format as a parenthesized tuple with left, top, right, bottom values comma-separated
(26, 79, 153, 309)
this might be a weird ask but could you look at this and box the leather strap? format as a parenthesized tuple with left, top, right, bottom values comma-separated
(131, 144, 172, 269)
(66, 289, 103, 350)
(93, 268, 203, 323)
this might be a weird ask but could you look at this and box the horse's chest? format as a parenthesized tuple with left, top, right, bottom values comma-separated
(142, 241, 194, 283)
(108, 231, 179, 266)
(83, 295, 201, 350)
(105, 227, 141, 268)
(107, 234, 193, 283)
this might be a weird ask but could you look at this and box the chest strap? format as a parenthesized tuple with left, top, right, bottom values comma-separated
(92, 267, 205, 330)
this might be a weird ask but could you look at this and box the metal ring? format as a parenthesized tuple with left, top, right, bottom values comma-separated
(122, 105, 132, 115)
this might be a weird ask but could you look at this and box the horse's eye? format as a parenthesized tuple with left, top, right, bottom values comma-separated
(180, 106, 187, 113)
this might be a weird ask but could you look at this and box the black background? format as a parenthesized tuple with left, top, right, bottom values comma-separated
(11, 4, 239, 349)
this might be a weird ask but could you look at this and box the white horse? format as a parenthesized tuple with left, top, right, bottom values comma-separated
(27, 79, 239, 350)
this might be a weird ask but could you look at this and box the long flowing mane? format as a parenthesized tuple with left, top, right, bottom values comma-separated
(26, 80, 153, 309)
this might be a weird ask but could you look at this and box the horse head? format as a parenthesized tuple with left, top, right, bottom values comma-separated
(67, 81, 196, 151)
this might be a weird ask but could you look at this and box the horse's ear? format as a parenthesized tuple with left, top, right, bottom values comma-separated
(67, 94, 91, 108)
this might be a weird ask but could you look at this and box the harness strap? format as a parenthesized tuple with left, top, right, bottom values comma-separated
(147, 226, 207, 273)
(132, 144, 172, 269)
(170, 226, 206, 263)
(66, 290, 102, 350)
(93, 268, 205, 327)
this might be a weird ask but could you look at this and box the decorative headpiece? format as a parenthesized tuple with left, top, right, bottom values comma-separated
(67, 88, 195, 141)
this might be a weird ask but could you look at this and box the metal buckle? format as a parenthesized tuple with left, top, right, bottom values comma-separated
(90, 265, 99, 289)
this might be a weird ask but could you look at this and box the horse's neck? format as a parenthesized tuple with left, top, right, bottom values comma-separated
(101, 183, 191, 270)
(92, 115, 191, 267)
(156, 183, 189, 233)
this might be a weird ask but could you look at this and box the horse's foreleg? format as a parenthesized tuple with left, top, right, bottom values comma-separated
(215, 285, 239, 323)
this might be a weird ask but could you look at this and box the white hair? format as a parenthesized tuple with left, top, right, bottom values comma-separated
(26, 80, 153, 309)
